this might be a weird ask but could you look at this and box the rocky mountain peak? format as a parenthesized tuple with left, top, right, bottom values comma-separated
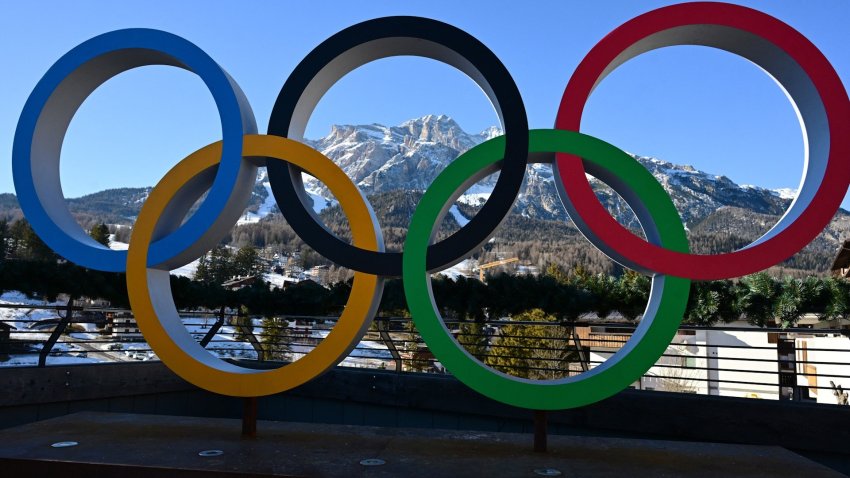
(478, 125, 504, 140)
(302, 115, 498, 197)
(398, 114, 478, 151)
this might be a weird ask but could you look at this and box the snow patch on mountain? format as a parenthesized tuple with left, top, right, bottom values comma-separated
(306, 188, 335, 213)
(449, 205, 470, 227)
(771, 187, 797, 200)
(238, 169, 276, 224)
(458, 192, 492, 206)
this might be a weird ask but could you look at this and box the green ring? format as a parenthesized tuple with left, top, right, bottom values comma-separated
(402, 129, 691, 410)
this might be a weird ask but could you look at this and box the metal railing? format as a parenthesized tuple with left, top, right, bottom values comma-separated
(2, 301, 849, 405)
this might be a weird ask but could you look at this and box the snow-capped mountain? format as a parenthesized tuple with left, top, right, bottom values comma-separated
(0, 114, 813, 232)
(0, 114, 843, 273)
(513, 155, 792, 229)
(300, 115, 795, 229)
(291, 117, 850, 273)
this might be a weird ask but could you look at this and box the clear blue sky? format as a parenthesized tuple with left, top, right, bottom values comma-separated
(0, 1, 848, 208)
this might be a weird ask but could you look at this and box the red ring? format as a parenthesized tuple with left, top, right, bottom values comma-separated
(555, 2, 850, 280)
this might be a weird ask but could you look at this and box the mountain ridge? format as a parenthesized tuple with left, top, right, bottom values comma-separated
(0, 114, 845, 275)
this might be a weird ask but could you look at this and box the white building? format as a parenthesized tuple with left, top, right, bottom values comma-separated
(581, 322, 850, 404)
(795, 335, 850, 404)
(109, 313, 142, 340)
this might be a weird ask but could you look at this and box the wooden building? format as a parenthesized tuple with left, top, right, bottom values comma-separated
(829, 239, 850, 278)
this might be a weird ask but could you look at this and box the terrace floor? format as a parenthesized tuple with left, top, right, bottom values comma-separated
(0, 411, 843, 477)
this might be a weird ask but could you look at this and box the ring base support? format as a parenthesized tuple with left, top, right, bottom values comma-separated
(242, 397, 258, 438)
(533, 410, 547, 453)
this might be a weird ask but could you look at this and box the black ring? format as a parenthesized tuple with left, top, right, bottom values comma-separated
(267, 16, 528, 277)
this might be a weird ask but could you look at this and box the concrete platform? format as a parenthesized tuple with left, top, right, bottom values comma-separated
(0, 411, 843, 477)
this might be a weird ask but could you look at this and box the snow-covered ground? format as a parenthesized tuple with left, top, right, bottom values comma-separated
(2, 353, 102, 367)
(2, 290, 394, 370)
(434, 258, 476, 280)
(0, 291, 64, 332)
(108, 239, 128, 251)
(183, 318, 393, 368)
(171, 259, 200, 279)
(182, 318, 259, 360)
(236, 169, 339, 225)
(0, 291, 110, 367)
(288, 328, 393, 369)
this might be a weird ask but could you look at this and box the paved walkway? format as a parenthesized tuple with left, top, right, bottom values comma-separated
(0, 412, 843, 477)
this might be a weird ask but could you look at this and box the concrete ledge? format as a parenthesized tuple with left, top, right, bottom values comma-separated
(1, 363, 849, 456)
(0, 361, 190, 407)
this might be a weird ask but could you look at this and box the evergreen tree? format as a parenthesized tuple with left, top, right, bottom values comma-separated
(377, 278, 410, 317)
(284, 280, 331, 315)
(193, 253, 211, 283)
(824, 277, 850, 320)
(0, 219, 7, 261)
(10, 219, 55, 261)
(231, 306, 254, 343)
(402, 320, 430, 373)
(798, 276, 830, 319)
(259, 316, 292, 361)
(736, 273, 780, 327)
(685, 280, 739, 326)
(209, 246, 235, 284)
(582, 273, 619, 319)
(233, 245, 262, 277)
(193, 246, 236, 285)
(457, 321, 489, 362)
(614, 270, 651, 320)
(89, 223, 110, 246)
(544, 263, 569, 284)
(773, 276, 827, 328)
(7, 220, 25, 257)
(484, 308, 574, 380)
(774, 277, 802, 328)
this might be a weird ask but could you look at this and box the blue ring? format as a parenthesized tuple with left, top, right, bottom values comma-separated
(12, 29, 254, 272)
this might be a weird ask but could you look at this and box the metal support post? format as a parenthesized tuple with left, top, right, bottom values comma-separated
(533, 410, 547, 453)
(242, 397, 258, 438)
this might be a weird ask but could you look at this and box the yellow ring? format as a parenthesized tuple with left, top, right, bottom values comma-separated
(127, 134, 383, 397)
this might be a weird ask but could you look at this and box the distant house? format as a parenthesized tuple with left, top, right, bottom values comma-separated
(108, 312, 142, 340)
(306, 265, 330, 285)
(830, 239, 850, 278)
(222, 276, 259, 290)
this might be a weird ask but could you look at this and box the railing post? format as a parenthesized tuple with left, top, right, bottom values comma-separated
(570, 325, 590, 372)
(38, 296, 75, 367)
(377, 318, 402, 372)
(200, 306, 226, 348)
(234, 312, 264, 361)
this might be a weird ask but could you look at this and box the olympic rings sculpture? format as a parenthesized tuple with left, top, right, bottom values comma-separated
(12, 2, 850, 409)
